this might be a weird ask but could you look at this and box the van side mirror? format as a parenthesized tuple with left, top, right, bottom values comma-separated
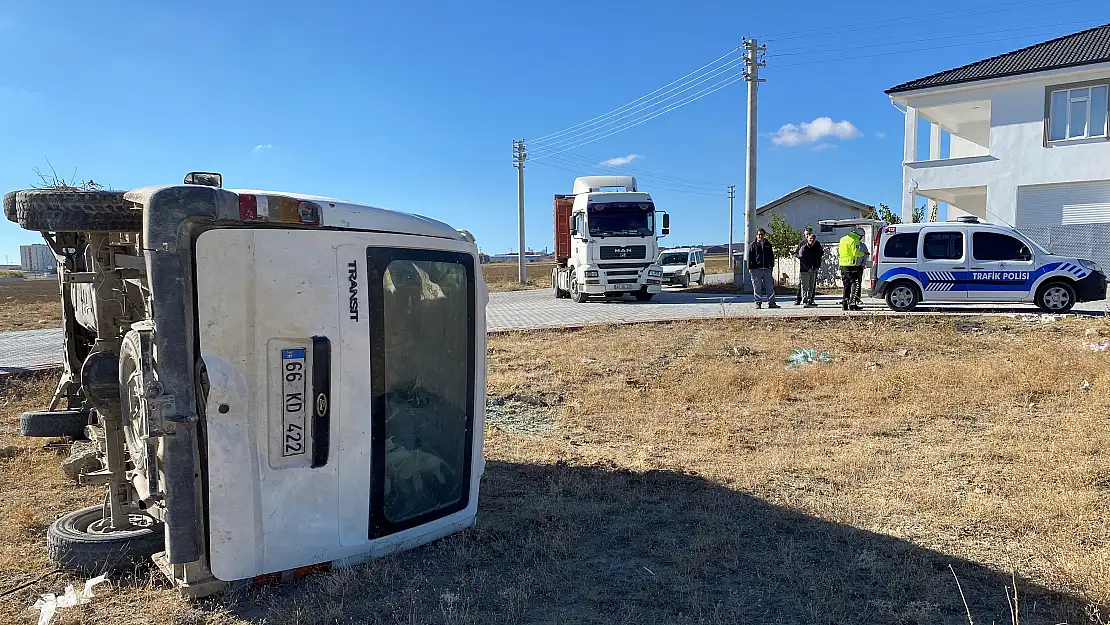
(661, 213, 670, 237)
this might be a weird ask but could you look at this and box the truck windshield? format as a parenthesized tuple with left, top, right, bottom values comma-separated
(588, 204, 655, 237)
(659, 253, 687, 265)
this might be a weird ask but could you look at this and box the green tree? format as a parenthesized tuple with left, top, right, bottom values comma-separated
(766, 212, 804, 259)
(868, 203, 926, 224)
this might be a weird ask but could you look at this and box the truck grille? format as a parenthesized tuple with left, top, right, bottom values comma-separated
(599, 245, 647, 260)
(598, 262, 651, 270)
(604, 270, 640, 277)
(606, 278, 638, 284)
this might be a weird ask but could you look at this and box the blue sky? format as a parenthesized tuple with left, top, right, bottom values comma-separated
(1, 0, 1107, 261)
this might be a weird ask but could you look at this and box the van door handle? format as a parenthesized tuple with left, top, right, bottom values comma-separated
(952, 267, 966, 270)
(970, 267, 984, 270)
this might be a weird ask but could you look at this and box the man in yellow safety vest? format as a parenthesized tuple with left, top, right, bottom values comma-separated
(838, 228, 868, 311)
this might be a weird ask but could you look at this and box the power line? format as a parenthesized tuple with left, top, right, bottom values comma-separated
(752, 0, 1089, 42)
(541, 151, 730, 187)
(530, 75, 745, 160)
(528, 57, 743, 153)
(531, 158, 728, 197)
(772, 25, 1109, 69)
(528, 47, 740, 146)
(772, 17, 1105, 58)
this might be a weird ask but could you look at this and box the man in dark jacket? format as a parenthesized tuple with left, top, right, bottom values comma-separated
(797, 231, 824, 307)
(793, 226, 814, 305)
(747, 228, 777, 309)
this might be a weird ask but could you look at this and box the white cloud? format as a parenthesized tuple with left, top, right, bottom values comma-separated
(771, 117, 861, 147)
(252, 144, 272, 153)
(875, 131, 887, 139)
(812, 143, 837, 152)
(600, 153, 642, 167)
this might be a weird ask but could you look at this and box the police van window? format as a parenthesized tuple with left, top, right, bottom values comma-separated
(973, 232, 1031, 261)
(884, 233, 919, 258)
(923, 232, 963, 260)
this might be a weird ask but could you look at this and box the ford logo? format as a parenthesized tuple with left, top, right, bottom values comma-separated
(316, 393, 328, 416)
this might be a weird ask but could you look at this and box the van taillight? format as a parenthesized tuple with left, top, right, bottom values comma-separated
(239, 194, 259, 221)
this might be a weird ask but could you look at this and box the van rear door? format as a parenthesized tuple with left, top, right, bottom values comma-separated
(194, 228, 484, 581)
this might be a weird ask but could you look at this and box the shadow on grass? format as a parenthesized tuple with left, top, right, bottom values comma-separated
(213, 460, 1084, 625)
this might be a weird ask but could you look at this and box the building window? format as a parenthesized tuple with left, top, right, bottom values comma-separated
(923, 232, 963, 260)
(819, 224, 834, 233)
(1048, 85, 1108, 141)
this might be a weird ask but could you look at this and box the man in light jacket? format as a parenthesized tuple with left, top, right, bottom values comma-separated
(748, 228, 778, 309)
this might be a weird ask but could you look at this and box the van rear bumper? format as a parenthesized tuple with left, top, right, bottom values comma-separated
(871, 279, 891, 298)
(1076, 271, 1107, 302)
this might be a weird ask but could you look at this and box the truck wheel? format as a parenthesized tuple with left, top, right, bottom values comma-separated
(12, 189, 142, 232)
(20, 409, 92, 438)
(634, 288, 654, 302)
(47, 505, 165, 575)
(884, 282, 920, 312)
(570, 277, 588, 303)
(1036, 281, 1076, 313)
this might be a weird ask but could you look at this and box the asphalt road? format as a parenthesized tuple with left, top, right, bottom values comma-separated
(2, 275, 1105, 372)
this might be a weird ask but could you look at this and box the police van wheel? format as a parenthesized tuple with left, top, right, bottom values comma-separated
(1036, 281, 1075, 313)
(885, 282, 920, 312)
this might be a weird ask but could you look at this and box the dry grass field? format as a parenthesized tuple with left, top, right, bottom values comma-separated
(2, 316, 1109, 623)
(0, 280, 61, 332)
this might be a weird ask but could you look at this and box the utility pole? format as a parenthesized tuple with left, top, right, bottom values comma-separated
(727, 185, 736, 271)
(513, 139, 527, 283)
(740, 37, 765, 290)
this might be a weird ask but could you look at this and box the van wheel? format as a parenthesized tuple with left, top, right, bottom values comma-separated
(681, 273, 690, 288)
(570, 277, 588, 303)
(11, 189, 142, 232)
(696, 270, 705, 285)
(1036, 281, 1075, 313)
(47, 505, 165, 575)
(885, 282, 920, 312)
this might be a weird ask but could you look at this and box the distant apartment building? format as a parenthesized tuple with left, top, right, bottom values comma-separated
(19, 244, 56, 273)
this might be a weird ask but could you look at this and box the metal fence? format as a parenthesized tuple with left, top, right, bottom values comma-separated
(1018, 224, 1110, 271)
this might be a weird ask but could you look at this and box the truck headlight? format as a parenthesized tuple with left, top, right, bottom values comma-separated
(584, 269, 599, 278)
(1079, 259, 1104, 274)
(648, 269, 662, 277)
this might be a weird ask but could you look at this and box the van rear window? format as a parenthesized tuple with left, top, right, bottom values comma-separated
(884, 233, 918, 258)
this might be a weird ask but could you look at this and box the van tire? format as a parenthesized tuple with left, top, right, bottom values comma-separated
(20, 409, 91, 438)
(12, 189, 142, 232)
(47, 505, 165, 575)
(884, 281, 920, 312)
(3, 191, 17, 223)
(1035, 280, 1076, 313)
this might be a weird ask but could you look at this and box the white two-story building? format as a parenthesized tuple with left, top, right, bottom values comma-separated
(888, 24, 1110, 267)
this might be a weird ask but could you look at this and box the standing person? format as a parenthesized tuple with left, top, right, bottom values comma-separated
(747, 228, 778, 309)
(838, 227, 866, 311)
(793, 226, 814, 305)
(798, 230, 824, 307)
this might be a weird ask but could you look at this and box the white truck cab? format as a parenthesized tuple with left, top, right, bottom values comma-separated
(657, 247, 706, 287)
(873, 216, 1107, 312)
(552, 176, 668, 303)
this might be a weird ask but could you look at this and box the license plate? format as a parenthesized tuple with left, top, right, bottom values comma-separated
(280, 347, 309, 459)
(614, 283, 638, 290)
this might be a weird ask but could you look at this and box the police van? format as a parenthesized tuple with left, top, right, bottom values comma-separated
(872, 216, 1106, 313)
